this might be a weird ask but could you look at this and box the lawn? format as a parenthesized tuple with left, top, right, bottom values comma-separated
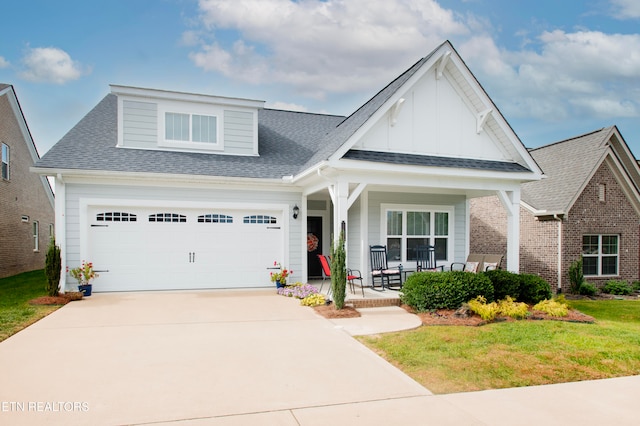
(358, 299, 640, 394)
(0, 270, 63, 342)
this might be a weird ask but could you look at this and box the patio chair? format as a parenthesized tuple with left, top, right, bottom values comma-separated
(369, 245, 403, 291)
(317, 254, 364, 297)
(451, 254, 503, 273)
(415, 245, 444, 272)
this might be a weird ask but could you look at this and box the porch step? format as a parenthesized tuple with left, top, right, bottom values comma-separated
(348, 298, 401, 308)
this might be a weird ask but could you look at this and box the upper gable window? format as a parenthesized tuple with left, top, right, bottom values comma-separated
(1, 143, 9, 180)
(161, 106, 221, 151)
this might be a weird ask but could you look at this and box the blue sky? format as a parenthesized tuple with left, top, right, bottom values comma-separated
(1, 0, 640, 156)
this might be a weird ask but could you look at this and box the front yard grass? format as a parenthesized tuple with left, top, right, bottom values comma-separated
(358, 299, 640, 394)
(0, 270, 62, 342)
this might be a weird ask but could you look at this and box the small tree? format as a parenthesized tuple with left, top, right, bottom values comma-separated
(330, 229, 347, 309)
(568, 256, 584, 294)
(45, 238, 62, 296)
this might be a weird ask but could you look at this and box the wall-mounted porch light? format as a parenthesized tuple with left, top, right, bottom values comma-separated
(293, 204, 300, 219)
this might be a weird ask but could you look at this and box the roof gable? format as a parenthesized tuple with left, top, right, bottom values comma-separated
(522, 126, 640, 215)
(0, 84, 54, 207)
(298, 41, 541, 178)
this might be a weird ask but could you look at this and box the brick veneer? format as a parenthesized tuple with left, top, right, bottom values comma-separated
(470, 161, 640, 293)
(0, 92, 54, 278)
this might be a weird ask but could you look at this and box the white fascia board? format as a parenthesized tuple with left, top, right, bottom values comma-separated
(332, 159, 542, 183)
(29, 167, 300, 191)
(110, 84, 265, 109)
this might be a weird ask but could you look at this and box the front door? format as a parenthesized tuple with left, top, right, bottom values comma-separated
(307, 216, 323, 278)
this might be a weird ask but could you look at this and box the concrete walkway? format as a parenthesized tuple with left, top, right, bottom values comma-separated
(0, 290, 639, 425)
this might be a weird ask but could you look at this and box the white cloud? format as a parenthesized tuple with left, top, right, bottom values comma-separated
(610, 0, 640, 19)
(461, 30, 640, 121)
(19, 47, 89, 84)
(188, 0, 470, 97)
(184, 0, 640, 123)
(0, 56, 9, 68)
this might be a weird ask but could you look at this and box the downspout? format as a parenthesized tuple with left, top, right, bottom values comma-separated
(554, 214, 562, 293)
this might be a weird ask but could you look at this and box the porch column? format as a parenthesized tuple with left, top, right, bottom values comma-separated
(55, 175, 67, 293)
(497, 189, 520, 272)
(333, 181, 349, 242)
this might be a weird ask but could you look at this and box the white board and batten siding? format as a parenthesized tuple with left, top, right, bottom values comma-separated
(64, 183, 302, 292)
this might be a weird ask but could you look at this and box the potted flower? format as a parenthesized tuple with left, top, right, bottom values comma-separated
(270, 261, 292, 289)
(67, 261, 98, 296)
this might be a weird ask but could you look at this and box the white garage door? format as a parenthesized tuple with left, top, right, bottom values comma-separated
(87, 207, 284, 291)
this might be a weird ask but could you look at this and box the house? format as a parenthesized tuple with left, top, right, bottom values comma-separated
(33, 41, 543, 293)
(0, 84, 55, 278)
(470, 126, 640, 292)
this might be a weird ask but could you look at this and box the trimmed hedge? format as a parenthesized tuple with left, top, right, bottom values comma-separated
(518, 273, 553, 304)
(483, 269, 520, 301)
(400, 271, 494, 311)
(483, 270, 552, 304)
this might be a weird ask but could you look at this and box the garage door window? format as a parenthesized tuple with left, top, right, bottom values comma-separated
(97, 212, 137, 222)
(149, 213, 187, 223)
(198, 214, 233, 223)
(243, 215, 277, 224)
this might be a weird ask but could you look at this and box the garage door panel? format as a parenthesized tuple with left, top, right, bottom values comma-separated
(88, 207, 284, 291)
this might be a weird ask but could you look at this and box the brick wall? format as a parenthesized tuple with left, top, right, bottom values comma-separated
(469, 195, 507, 263)
(520, 208, 560, 290)
(0, 92, 55, 278)
(563, 161, 640, 291)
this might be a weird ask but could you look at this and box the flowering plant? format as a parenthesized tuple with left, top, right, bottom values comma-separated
(270, 261, 292, 284)
(67, 261, 98, 285)
(277, 282, 318, 299)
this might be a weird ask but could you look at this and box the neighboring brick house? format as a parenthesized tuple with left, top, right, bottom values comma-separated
(471, 126, 640, 292)
(0, 84, 55, 278)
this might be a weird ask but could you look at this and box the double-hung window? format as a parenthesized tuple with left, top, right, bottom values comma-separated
(383, 205, 452, 264)
(582, 235, 618, 276)
(1, 143, 9, 180)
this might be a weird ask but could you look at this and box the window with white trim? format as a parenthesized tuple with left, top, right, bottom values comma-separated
(1, 143, 9, 180)
(382, 205, 452, 263)
(583, 235, 618, 276)
(165, 112, 217, 144)
(33, 221, 39, 251)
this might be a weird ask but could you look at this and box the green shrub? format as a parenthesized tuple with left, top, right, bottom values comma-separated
(44, 238, 62, 297)
(568, 257, 584, 294)
(578, 282, 597, 296)
(467, 296, 499, 321)
(518, 274, 552, 304)
(602, 280, 632, 295)
(483, 269, 520, 300)
(632, 281, 640, 292)
(330, 230, 347, 309)
(533, 299, 568, 317)
(400, 271, 494, 311)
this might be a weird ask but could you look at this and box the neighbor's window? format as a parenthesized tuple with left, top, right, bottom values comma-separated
(33, 221, 39, 251)
(1, 143, 9, 180)
(165, 112, 217, 144)
(383, 206, 452, 263)
(582, 235, 618, 276)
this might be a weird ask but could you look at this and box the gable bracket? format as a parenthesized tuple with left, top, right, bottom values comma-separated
(436, 50, 452, 80)
(347, 183, 367, 209)
(476, 108, 493, 134)
(389, 98, 405, 127)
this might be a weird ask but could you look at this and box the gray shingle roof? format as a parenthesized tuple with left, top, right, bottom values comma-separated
(521, 127, 613, 213)
(343, 150, 531, 172)
(35, 94, 344, 179)
(0, 83, 10, 91)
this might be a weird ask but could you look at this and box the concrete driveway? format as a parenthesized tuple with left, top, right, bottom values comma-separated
(0, 290, 441, 425)
(2, 290, 640, 425)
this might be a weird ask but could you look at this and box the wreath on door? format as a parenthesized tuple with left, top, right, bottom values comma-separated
(307, 233, 319, 252)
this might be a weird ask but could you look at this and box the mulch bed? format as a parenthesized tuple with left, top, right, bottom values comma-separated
(28, 292, 84, 305)
(313, 303, 361, 319)
(402, 304, 595, 326)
